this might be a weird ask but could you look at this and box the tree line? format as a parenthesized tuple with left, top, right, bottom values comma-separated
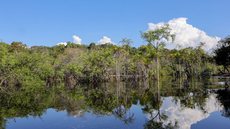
(0, 25, 229, 89)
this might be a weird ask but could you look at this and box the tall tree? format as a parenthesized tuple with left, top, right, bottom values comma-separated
(141, 24, 175, 81)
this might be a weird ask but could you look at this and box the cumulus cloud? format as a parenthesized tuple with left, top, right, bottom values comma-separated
(98, 36, 113, 44)
(148, 18, 220, 51)
(72, 35, 82, 44)
(56, 35, 82, 46)
(56, 42, 67, 46)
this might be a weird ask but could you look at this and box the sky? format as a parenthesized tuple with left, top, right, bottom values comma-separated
(0, 0, 230, 48)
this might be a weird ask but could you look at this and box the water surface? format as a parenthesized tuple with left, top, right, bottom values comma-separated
(1, 78, 230, 129)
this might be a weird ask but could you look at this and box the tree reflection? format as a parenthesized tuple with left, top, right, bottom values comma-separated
(113, 105, 134, 124)
(144, 119, 176, 129)
(171, 79, 209, 110)
(0, 117, 6, 129)
(142, 78, 213, 129)
(216, 88, 230, 118)
(0, 78, 228, 129)
(141, 77, 170, 128)
(112, 81, 135, 124)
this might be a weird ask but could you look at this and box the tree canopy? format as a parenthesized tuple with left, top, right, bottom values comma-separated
(214, 36, 230, 73)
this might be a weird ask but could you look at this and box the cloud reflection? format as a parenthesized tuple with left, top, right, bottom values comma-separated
(146, 94, 222, 129)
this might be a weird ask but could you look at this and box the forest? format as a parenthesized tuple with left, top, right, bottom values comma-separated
(0, 25, 229, 91)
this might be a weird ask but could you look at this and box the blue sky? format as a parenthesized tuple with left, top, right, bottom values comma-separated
(0, 0, 229, 47)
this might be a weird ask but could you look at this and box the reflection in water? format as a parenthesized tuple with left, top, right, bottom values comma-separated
(217, 89, 230, 118)
(146, 94, 222, 129)
(113, 105, 135, 124)
(0, 78, 230, 129)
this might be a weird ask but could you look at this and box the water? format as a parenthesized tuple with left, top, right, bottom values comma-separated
(1, 78, 230, 129)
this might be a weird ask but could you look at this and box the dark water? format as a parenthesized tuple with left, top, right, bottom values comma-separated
(1, 78, 230, 129)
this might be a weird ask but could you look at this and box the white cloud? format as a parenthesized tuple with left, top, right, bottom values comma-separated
(72, 35, 82, 44)
(98, 36, 113, 44)
(56, 35, 82, 46)
(56, 42, 67, 46)
(148, 18, 220, 51)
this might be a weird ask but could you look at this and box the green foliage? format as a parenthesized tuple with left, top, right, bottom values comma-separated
(0, 37, 218, 89)
(141, 24, 175, 49)
(214, 36, 230, 73)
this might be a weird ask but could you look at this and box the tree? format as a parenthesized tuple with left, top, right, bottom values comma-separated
(9, 41, 27, 53)
(0, 42, 8, 67)
(141, 24, 175, 81)
(214, 36, 230, 73)
(120, 38, 133, 50)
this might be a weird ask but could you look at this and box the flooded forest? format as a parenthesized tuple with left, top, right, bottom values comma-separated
(1, 26, 230, 129)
